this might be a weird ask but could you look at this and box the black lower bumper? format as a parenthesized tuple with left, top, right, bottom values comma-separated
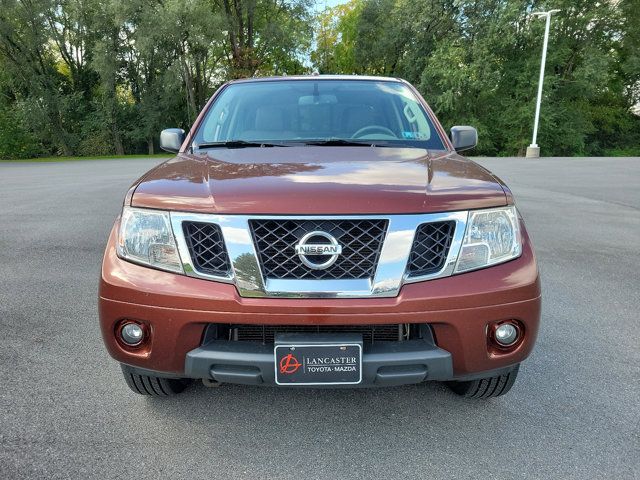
(184, 336, 453, 387)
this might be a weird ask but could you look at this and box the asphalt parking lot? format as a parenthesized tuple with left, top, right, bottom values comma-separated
(1, 156, 638, 479)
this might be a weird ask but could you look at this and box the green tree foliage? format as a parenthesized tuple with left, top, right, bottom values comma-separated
(313, 0, 640, 156)
(0, 0, 637, 158)
(216, 0, 313, 78)
(313, 0, 362, 74)
(0, 0, 312, 158)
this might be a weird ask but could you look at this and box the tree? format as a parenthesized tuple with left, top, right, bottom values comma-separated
(0, 0, 314, 158)
(313, 0, 640, 157)
(215, 0, 313, 78)
(0, 0, 637, 159)
(0, 0, 79, 155)
(313, 0, 362, 74)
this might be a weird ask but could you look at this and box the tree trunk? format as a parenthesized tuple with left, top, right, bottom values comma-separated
(109, 79, 124, 155)
(147, 137, 154, 155)
(52, 109, 73, 156)
(107, 27, 125, 156)
(180, 52, 198, 117)
(113, 121, 125, 155)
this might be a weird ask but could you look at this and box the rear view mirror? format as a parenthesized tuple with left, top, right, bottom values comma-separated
(450, 126, 478, 152)
(160, 128, 186, 153)
(298, 94, 338, 105)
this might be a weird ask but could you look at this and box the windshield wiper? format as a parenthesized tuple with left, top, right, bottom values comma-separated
(195, 140, 289, 149)
(302, 139, 391, 147)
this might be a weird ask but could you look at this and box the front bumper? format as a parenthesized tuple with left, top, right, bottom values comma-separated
(99, 219, 541, 382)
(123, 331, 517, 387)
(185, 328, 453, 387)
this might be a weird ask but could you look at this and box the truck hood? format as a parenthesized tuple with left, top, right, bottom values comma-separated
(131, 147, 507, 214)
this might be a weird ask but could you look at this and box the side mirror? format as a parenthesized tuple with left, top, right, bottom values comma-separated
(160, 128, 186, 153)
(450, 126, 478, 152)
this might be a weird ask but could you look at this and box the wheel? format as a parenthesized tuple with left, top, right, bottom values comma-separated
(447, 364, 520, 399)
(120, 364, 192, 396)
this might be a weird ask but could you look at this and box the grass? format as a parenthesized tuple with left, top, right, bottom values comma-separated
(0, 153, 171, 163)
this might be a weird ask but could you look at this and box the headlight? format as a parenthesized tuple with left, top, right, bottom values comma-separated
(117, 207, 183, 273)
(454, 205, 522, 273)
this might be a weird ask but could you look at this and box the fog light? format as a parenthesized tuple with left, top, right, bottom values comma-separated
(120, 322, 144, 346)
(494, 323, 518, 346)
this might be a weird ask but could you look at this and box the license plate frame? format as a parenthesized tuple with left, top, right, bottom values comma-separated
(274, 342, 363, 386)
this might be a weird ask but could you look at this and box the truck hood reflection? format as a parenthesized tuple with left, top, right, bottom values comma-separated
(131, 147, 507, 214)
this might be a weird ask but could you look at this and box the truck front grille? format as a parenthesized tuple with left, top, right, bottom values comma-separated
(249, 219, 387, 280)
(182, 221, 231, 276)
(406, 221, 456, 277)
(229, 324, 407, 344)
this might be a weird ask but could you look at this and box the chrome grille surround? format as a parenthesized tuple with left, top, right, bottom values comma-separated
(169, 212, 468, 298)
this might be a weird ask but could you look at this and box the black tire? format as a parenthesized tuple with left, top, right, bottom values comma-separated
(447, 364, 520, 399)
(120, 364, 192, 396)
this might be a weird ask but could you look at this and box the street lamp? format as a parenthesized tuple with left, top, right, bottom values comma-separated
(526, 9, 560, 158)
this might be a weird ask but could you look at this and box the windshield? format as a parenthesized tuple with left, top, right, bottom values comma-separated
(192, 79, 446, 149)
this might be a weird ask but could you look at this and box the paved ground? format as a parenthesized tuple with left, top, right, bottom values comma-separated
(0, 156, 638, 479)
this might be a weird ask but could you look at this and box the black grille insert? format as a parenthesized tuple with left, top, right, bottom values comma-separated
(231, 324, 406, 344)
(182, 222, 231, 276)
(250, 219, 387, 280)
(406, 221, 456, 277)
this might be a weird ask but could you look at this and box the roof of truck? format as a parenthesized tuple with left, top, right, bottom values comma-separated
(228, 74, 404, 84)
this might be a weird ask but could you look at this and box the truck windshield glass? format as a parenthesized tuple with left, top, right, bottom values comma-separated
(193, 80, 445, 149)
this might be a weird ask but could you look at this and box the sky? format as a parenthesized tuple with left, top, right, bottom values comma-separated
(314, 0, 350, 12)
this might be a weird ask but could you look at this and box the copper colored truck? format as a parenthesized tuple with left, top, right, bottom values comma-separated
(99, 76, 541, 398)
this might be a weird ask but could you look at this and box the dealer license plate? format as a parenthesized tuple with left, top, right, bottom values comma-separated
(274, 343, 362, 385)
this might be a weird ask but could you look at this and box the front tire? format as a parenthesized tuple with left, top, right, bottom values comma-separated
(121, 364, 192, 396)
(447, 364, 520, 399)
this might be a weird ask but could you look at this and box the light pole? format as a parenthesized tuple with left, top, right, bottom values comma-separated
(526, 9, 560, 158)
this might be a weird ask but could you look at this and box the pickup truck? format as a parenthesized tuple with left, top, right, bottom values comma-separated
(99, 75, 540, 399)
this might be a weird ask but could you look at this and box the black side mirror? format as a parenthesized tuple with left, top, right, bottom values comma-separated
(450, 126, 478, 152)
(160, 128, 186, 153)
